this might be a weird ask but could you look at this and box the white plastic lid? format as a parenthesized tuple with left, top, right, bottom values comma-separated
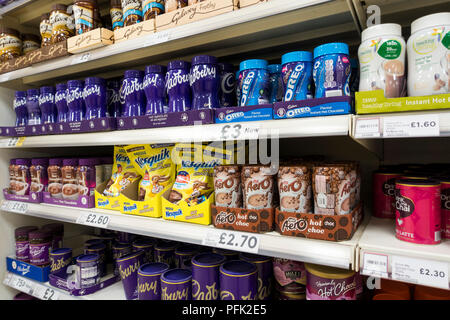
(361, 23, 402, 42)
(411, 12, 450, 35)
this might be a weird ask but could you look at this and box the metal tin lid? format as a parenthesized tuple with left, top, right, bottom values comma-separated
(281, 51, 313, 65)
(27, 89, 39, 96)
(67, 80, 84, 88)
(15, 158, 31, 166)
(220, 260, 257, 277)
(112, 243, 132, 250)
(161, 268, 192, 284)
(313, 42, 349, 59)
(138, 262, 169, 276)
(396, 178, 440, 187)
(212, 248, 238, 257)
(15, 226, 38, 238)
(124, 70, 143, 79)
(50, 248, 72, 255)
(116, 250, 144, 263)
(145, 65, 166, 74)
(239, 252, 272, 264)
(49, 158, 63, 166)
(175, 244, 198, 256)
(191, 253, 226, 267)
(305, 263, 355, 279)
(218, 62, 234, 72)
(191, 55, 217, 66)
(167, 60, 190, 71)
(62, 158, 78, 167)
(15, 91, 27, 98)
(239, 59, 268, 71)
(76, 253, 99, 263)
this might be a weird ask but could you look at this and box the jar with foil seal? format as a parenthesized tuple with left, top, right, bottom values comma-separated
(110, 0, 123, 30)
(165, 0, 186, 13)
(0, 27, 22, 62)
(40, 13, 53, 47)
(142, 0, 165, 20)
(21, 34, 40, 54)
(50, 4, 75, 44)
(73, 0, 98, 35)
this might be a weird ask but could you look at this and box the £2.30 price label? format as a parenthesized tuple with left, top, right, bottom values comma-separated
(203, 229, 260, 254)
(77, 212, 110, 228)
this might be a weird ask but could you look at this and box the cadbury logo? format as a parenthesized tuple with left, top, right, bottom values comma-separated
(190, 65, 217, 85)
(281, 217, 307, 232)
(143, 74, 161, 88)
(192, 280, 218, 300)
(13, 98, 26, 109)
(55, 91, 66, 103)
(166, 71, 190, 91)
(83, 85, 102, 98)
(66, 88, 83, 103)
(38, 94, 55, 105)
(215, 211, 236, 225)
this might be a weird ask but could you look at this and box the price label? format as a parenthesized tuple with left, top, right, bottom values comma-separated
(71, 52, 92, 65)
(203, 229, 260, 253)
(1, 200, 10, 211)
(34, 285, 59, 300)
(3, 273, 13, 286)
(383, 114, 440, 137)
(362, 252, 388, 278)
(216, 123, 260, 141)
(392, 256, 449, 289)
(143, 31, 170, 47)
(9, 275, 34, 295)
(77, 212, 110, 228)
(6, 201, 28, 214)
(354, 118, 381, 138)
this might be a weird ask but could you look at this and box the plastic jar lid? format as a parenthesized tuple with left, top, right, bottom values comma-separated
(155, 240, 178, 250)
(239, 59, 268, 72)
(31, 158, 49, 166)
(396, 179, 440, 187)
(133, 239, 155, 248)
(167, 60, 191, 71)
(15, 158, 31, 166)
(76, 253, 99, 263)
(267, 64, 281, 73)
(138, 262, 169, 276)
(62, 158, 78, 167)
(161, 269, 192, 284)
(281, 51, 313, 65)
(305, 263, 355, 279)
(15, 226, 38, 238)
(55, 83, 67, 91)
(361, 23, 402, 42)
(218, 62, 234, 72)
(191, 55, 217, 66)
(145, 64, 166, 74)
(50, 248, 72, 255)
(411, 12, 450, 35)
(49, 158, 63, 166)
(313, 42, 349, 59)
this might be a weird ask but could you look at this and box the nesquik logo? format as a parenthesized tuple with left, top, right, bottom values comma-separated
(215, 211, 236, 225)
(281, 217, 307, 233)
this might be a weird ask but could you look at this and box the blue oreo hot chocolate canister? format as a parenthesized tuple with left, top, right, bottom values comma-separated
(190, 55, 220, 110)
(26, 89, 41, 125)
(218, 62, 236, 107)
(238, 59, 269, 106)
(137, 262, 170, 300)
(281, 51, 313, 101)
(313, 42, 351, 98)
(191, 252, 226, 300)
(121, 70, 145, 117)
(55, 83, 68, 123)
(83, 77, 107, 119)
(66, 80, 86, 121)
(14, 91, 28, 126)
(166, 60, 191, 113)
(268, 64, 283, 103)
(143, 65, 167, 115)
(220, 260, 258, 300)
(161, 268, 192, 300)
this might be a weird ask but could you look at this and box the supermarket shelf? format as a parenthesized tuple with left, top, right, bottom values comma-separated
(0, 115, 352, 148)
(0, 0, 34, 16)
(1, 200, 365, 269)
(358, 218, 450, 289)
(0, 0, 358, 88)
(4, 271, 125, 300)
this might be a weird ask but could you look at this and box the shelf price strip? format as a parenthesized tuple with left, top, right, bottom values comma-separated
(383, 114, 440, 138)
(76, 212, 110, 229)
(1, 200, 28, 214)
(202, 229, 260, 254)
(5, 273, 59, 300)
(362, 252, 389, 278)
(213, 123, 260, 141)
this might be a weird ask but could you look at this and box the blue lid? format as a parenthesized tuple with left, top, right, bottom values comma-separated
(191, 55, 217, 66)
(155, 240, 178, 250)
(239, 59, 268, 71)
(133, 239, 155, 248)
(175, 244, 198, 255)
(15, 91, 27, 97)
(281, 51, 313, 65)
(220, 260, 257, 276)
(116, 249, 144, 263)
(27, 89, 39, 96)
(50, 248, 72, 255)
(192, 253, 226, 267)
(313, 42, 349, 59)
(76, 253, 99, 263)
(239, 252, 271, 263)
(267, 64, 281, 73)
(138, 262, 169, 275)
(145, 64, 166, 74)
(67, 80, 84, 88)
(161, 268, 192, 283)
(167, 60, 190, 71)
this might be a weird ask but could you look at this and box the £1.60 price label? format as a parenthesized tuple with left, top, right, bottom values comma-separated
(76, 212, 110, 229)
(383, 114, 440, 137)
(203, 229, 260, 253)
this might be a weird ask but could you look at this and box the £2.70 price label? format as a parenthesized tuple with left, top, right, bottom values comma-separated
(203, 229, 260, 254)
(77, 212, 110, 228)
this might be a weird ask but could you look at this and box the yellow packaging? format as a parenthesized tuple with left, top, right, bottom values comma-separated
(95, 180, 131, 211)
(125, 144, 176, 201)
(103, 146, 141, 197)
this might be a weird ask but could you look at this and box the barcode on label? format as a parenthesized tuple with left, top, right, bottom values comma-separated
(367, 260, 386, 266)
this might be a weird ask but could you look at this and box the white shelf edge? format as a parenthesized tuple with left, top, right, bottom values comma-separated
(1, 200, 359, 270)
(0, 0, 33, 15)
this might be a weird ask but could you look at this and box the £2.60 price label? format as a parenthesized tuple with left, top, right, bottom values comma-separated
(77, 212, 110, 228)
(203, 229, 260, 254)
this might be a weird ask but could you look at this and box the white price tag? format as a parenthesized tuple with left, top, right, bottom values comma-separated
(3, 273, 13, 286)
(383, 114, 440, 137)
(1, 200, 10, 211)
(362, 252, 388, 278)
(392, 256, 449, 289)
(7, 201, 28, 214)
(203, 229, 260, 253)
(77, 212, 110, 229)
(34, 284, 59, 300)
(216, 123, 260, 141)
(354, 118, 381, 138)
(9, 275, 34, 294)
(143, 31, 170, 47)
(71, 52, 92, 65)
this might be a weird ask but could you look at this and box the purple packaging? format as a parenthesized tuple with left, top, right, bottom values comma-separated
(107, 79, 122, 118)
(48, 158, 63, 198)
(39, 86, 56, 124)
(66, 80, 86, 121)
(55, 83, 68, 123)
(14, 158, 31, 196)
(83, 77, 107, 120)
(166, 60, 191, 113)
(190, 55, 220, 110)
(313, 43, 351, 98)
(77, 158, 98, 195)
(143, 65, 167, 115)
(112, 242, 132, 276)
(121, 70, 145, 117)
(15, 226, 38, 262)
(116, 250, 145, 300)
(85, 238, 104, 248)
(154, 240, 178, 268)
(212, 248, 239, 261)
(42, 222, 64, 249)
(239, 253, 273, 300)
(281, 51, 313, 101)
(26, 89, 41, 125)
(137, 262, 170, 300)
(30, 158, 48, 193)
(29, 230, 52, 266)
(76, 253, 100, 289)
(161, 268, 192, 300)
(191, 252, 225, 300)
(50, 248, 72, 275)
(116, 231, 136, 244)
(238, 59, 269, 106)
(219, 260, 258, 300)
(133, 239, 155, 264)
(218, 62, 236, 108)
(85, 243, 107, 277)
(14, 91, 28, 126)
(174, 244, 199, 270)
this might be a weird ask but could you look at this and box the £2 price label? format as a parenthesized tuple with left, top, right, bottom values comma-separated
(203, 229, 260, 253)
(77, 212, 110, 228)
